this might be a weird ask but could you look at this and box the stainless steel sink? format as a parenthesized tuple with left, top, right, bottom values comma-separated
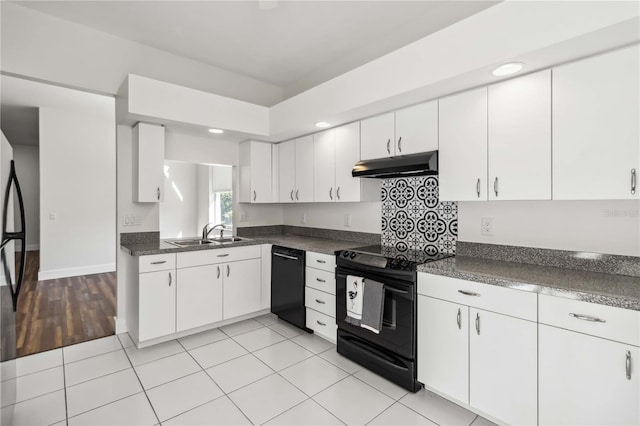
(168, 239, 215, 247)
(208, 237, 248, 243)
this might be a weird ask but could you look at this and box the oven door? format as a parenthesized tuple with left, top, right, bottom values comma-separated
(336, 265, 416, 360)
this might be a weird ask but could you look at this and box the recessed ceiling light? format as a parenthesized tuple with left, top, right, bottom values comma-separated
(315, 121, 331, 128)
(208, 128, 224, 134)
(492, 62, 524, 77)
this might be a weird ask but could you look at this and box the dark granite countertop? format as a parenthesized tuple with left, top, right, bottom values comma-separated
(418, 256, 640, 311)
(121, 234, 369, 256)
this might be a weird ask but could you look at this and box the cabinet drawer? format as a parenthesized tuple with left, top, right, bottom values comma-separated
(306, 308, 337, 343)
(305, 287, 336, 318)
(418, 273, 537, 322)
(306, 252, 336, 272)
(539, 294, 640, 346)
(177, 245, 261, 268)
(139, 253, 176, 273)
(305, 267, 335, 295)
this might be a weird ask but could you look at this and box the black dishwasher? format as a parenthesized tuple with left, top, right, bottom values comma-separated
(271, 246, 310, 331)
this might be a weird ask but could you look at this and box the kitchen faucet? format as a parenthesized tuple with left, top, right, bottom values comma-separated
(202, 223, 226, 240)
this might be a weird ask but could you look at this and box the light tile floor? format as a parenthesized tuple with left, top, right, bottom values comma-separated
(1, 313, 496, 426)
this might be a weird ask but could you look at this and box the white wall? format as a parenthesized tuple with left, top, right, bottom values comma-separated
(39, 102, 116, 280)
(0, 2, 283, 106)
(160, 161, 198, 239)
(282, 202, 381, 234)
(12, 145, 40, 251)
(458, 200, 640, 257)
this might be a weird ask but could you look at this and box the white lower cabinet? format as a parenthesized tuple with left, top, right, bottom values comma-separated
(539, 324, 639, 426)
(417, 273, 537, 425)
(305, 252, 337, 343)
(223, 258, 262, 320)
(138, 269, 176, 341)
(469, 308, 537, 426)
(176, 265, 223, 332)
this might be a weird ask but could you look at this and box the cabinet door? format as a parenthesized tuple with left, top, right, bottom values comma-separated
(539, 325, 640, 426)
(417, 296, 469, 404)
(176, 265, 223, 332)
(313, 130, 336, 202)
(138, 270, 175, 341)
(360, 112, 395, 160)
(250, 141, 273, 203)
(439, 88, 488, 201)
(553, 45, 639, 200)
(295, 136, 314, 202)
(134, 122, 165, 203)
(278, 140, 296, 203)
(488, 70, 551, 200)
(334, 122, 362, 202)
(395, 101, 438, 156)
(469, 308, 537, 426)
(223, 258, 262, 320)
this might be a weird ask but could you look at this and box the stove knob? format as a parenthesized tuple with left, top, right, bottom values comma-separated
(350, 252, 357, 259)
(343, 251, 350, 258)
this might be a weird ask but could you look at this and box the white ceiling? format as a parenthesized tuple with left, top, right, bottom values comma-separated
(15, 0, 498, 95)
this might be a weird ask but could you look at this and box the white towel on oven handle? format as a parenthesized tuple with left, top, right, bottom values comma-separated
(346, 275, 364, 320)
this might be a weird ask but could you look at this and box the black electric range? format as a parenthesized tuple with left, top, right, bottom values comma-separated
(334, 245, 453, 392)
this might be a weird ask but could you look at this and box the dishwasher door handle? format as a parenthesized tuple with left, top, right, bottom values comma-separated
(273, 252, 299, 261)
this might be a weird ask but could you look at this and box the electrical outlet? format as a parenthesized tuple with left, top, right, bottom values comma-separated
(240, 212, 247, 222)
(49, 213, 56, 220)
(344, 214, 352, 227)
(481, 217, 494, 236)
(301, 212, 307, 224)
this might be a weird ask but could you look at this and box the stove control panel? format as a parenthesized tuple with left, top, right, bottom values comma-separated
(341, 250, 388, 269)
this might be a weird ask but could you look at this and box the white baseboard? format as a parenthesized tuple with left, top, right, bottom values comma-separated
(14, 243, 40, 252)
(38, 263, 116, 281)
(114, 317, 127, 334)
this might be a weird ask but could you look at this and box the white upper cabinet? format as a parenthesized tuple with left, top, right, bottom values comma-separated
(335, 122, 370, 202)
(133, 122, 165, 203)
(488, 70, 552, 200)
(395, 100, 438, 156)
(239, 141, 274, 203)
(294, 135, 314, 202)
(553, 45, 639, 200)
(313, 129, 336, 202)
(278, 136, 314, 203)
(361, 102, 438, 161)
(278, 140, 296, 203)
(439, 87, 488, 202)
(360, 112, 395, 160)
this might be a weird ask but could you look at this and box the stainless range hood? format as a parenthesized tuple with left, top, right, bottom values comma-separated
(352, 151, 438, 178)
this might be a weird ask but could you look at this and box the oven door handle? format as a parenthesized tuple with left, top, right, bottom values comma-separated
(384, 286, 409, 295)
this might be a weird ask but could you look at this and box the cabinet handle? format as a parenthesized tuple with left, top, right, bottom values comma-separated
(329, 187, 333, 200)
(626, 350, 632, 380)
(494, 177, 498, 197)
(226, 264, 230, 278)
(315, 299, 326, 305)
(290, 190, 294, 201)
(458, 290, 480, 297)
(316, 259, 327, 264)
(475, 313, 480, 335)
(217, 253, 229, 258)
(569, 313, 606, 323)
(476, 178, 481, 198)
(253, 190, 257, 202)
(632, 169, 636, 195)
(150, 260, 166, 265)
(296, 189, 299, 201)
(456, 308, 461, 330)
(217, 266, 220, 279)
(336, 187, 341, 200)
(316, 278, 326, 283)
(168, 272, 172, 287)
(157, 187, 161, 200)
(386, 139, 391, 154)
(397, 137, 402, 153)
(316, 320, 326, 327)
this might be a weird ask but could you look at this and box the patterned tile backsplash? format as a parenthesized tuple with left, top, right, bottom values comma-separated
(381, 176, 458, 255)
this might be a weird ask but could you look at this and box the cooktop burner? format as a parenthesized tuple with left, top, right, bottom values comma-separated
(338, 245, 453, 271)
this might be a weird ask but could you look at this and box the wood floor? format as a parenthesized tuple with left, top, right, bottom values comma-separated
(15, 251, 117, 357)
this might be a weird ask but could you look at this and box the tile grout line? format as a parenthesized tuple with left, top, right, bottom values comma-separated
(118, 335, 162, 425)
